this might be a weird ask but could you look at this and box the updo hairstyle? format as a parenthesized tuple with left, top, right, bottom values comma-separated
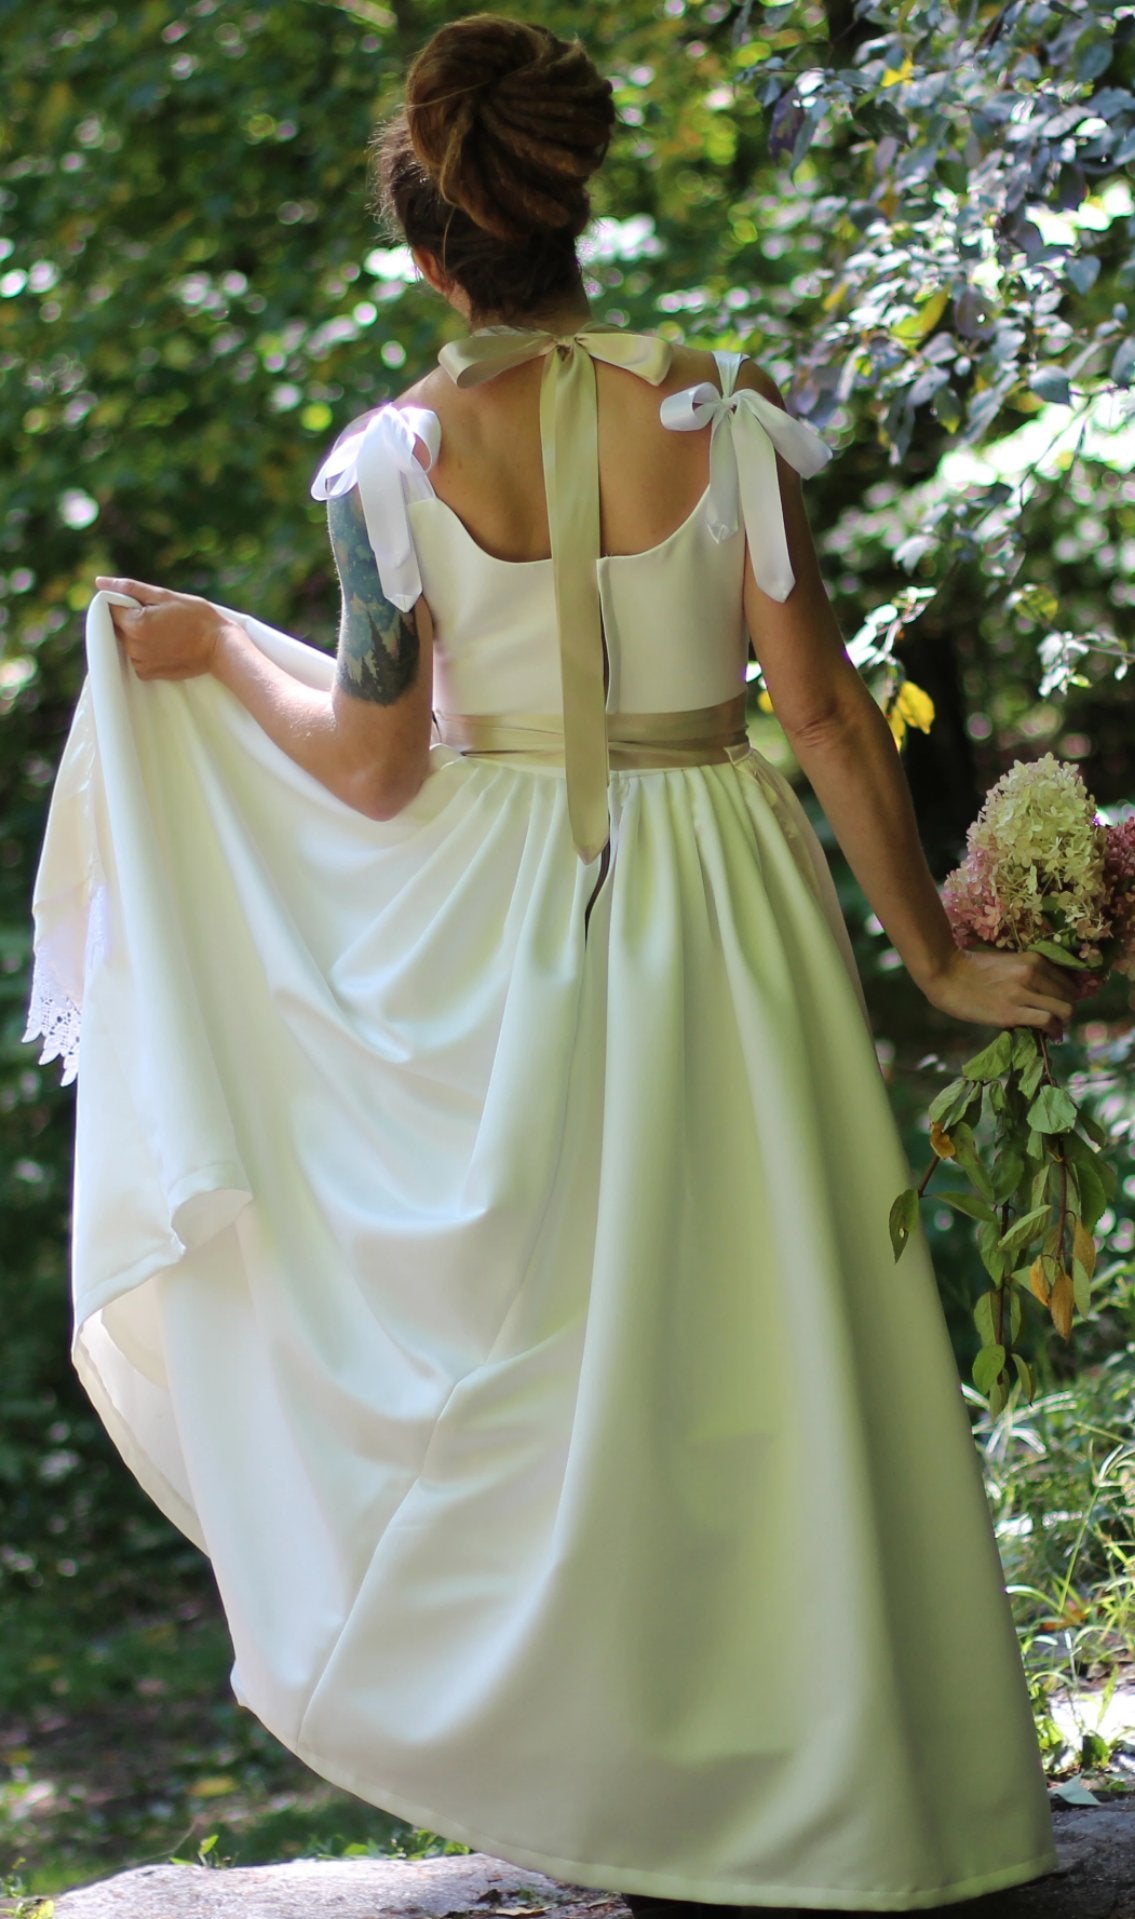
(372, 14, 615, 321)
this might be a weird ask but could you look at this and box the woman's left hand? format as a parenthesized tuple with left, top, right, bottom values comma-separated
(95, 576, 233, 680)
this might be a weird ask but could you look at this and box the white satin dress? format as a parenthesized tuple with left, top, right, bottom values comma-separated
(27, 330, 1056, 1910)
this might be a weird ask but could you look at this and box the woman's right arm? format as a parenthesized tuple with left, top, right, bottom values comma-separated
(96, 485, 433, 821)
(737, 364, 1074, 1038)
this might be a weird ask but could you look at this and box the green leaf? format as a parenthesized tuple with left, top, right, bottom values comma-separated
(977, 1221, 1008, 1281)
(892, 288, 949, 344)
(1066, 255, 1101, 297)
(992, 1148, 1027, 1204)
(1051, 1776, 1103, 1807)
(1112, 337, 1135, 389)
(1027, 1085, 1079, 1134)
(1061, 1129, 1096, 1173)
(974, 1291, 995, 1343)
(997, 1204, 1052, 1261)
(1030, 367, 1072, 406)
(1063, 1133, 1113, 1224)
(1072, 1258, 1093, 1317)
(955, 1147, 995, 1202)
(1074, 1156, 1108, 1232)
(928, 1077, 977, 1128)
(1012, 1352, 1035, 1400)
(961, 1030, 1014, 1080)
(1077, 1109, 1108, 1149)
(1074, 33, 1113, 83)
(1026, 937, 1090, 969)
(987, 1375, 1011, 1418)
(973, 1287, 1020, 1345)
(933, 1187, 998, 1223)
(1011, 579, 1059, 622)
(889, 1186, 920, 1261)
(1019, 1051, 1046, 1098)
(1011, 1028, 1040, 1072)
(973, 1343, 1007, 1394)
(930, 381, 962, 432)
(944, 1118, 996, 1200)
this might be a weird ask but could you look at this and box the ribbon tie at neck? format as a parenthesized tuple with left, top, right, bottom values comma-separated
(438, 324, 673, 865)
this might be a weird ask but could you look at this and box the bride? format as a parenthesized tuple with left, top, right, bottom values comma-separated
(31, 12, 1068, 1912)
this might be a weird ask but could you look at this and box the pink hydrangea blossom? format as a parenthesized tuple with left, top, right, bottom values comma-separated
(1101, 815, 1135, 978)
(941, 758, 1135, 992)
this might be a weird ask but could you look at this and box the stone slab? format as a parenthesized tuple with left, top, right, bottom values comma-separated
(24, 1810, 1135, 1917)
(43, 1853, 616, 1919)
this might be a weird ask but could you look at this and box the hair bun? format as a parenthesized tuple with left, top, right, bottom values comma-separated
(405, 14, 614, 244)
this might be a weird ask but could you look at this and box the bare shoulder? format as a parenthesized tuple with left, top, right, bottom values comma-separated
(395, 365, 447, 409)
(656, 342, 721, 398)
(659, 341, 789, 410)
(734, 357, 789, 409)
(324, 365, 444, 467)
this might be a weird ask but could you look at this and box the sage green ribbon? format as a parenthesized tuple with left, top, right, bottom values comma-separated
(435, 694, 750, 769)
(438, 323, 674, 864)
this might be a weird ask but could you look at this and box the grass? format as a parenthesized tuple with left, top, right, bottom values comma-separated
(0, 1568, 469, 1898)
(973, 1343, 1135, 1782)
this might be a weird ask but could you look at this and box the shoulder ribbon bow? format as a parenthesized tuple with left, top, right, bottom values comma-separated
(659, 379, 832, 603)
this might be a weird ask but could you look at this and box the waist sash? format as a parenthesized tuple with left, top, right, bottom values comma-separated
(435, 693, 750, 771)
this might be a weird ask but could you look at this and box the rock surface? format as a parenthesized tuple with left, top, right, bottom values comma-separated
(26, 1811, 1135, 1918)
(44, 1854, 616, 1919)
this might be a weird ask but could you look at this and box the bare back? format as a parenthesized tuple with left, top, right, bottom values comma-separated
(398, 343, 727, 565)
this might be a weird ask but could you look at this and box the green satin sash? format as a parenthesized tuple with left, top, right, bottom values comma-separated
(438, 323, 675, 864)
(435, 694, 750, 771)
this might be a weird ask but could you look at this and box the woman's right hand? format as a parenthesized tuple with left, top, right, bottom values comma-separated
(917, 945, 1078, 1039)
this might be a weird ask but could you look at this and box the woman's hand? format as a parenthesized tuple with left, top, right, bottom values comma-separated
(917, 945, 1078, 1040)
(95, 576, 238, 680)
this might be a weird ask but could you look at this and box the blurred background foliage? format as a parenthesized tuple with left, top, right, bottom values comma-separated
(2, 0, 1134, 1892)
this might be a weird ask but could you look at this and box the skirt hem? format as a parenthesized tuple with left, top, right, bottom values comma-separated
(272, 1711, 1060, 1912)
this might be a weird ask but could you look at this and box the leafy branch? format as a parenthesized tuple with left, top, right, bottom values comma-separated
(890, 1019, 1116, 1413)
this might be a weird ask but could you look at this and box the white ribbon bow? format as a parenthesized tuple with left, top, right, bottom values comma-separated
(658, 383, 832, 602)
(311, 405, 441, 612)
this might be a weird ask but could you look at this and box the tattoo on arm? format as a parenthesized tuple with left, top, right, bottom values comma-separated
(328, 489, 420, 705)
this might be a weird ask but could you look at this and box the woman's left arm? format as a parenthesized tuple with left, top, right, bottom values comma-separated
(96, 484, 433, 821)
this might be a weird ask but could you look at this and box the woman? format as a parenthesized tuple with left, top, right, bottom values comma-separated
(29, 14, 1067, 1912)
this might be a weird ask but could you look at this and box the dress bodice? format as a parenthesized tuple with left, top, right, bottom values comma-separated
(404, 461, 749, 718)
(311, 332, 833, 859)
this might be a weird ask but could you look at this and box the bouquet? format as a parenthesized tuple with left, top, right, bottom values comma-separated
(890, 755, 1135, 1414)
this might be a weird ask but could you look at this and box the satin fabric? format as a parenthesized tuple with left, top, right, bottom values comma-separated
(26, 341, 1057, 1910)
(433, 694, 750, 768)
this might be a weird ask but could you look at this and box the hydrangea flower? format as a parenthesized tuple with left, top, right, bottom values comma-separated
(1101, 814, 1135, 978)
(941, 756, 1135, 987)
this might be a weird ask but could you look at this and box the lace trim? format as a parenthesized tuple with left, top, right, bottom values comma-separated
(24, 883, 109, 1088)
(24, 951, 81, 1086)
